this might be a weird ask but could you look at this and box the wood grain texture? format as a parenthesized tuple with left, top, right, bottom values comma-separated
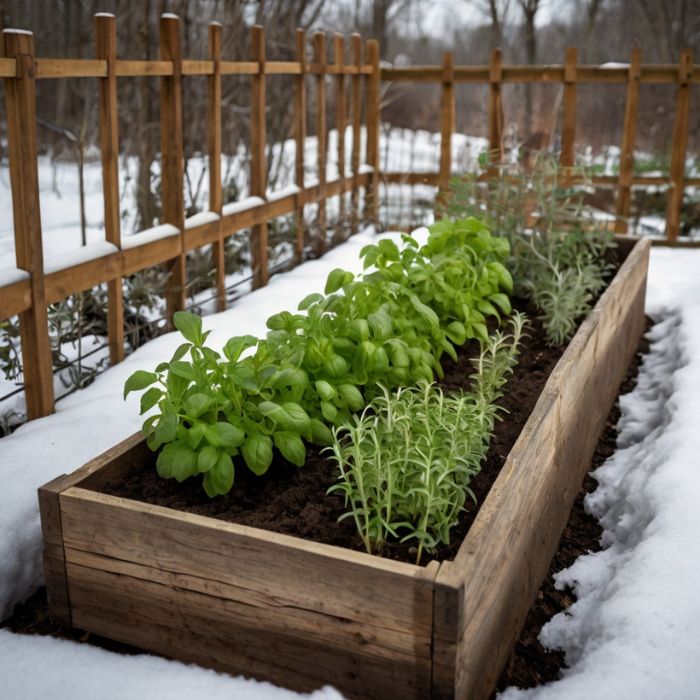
(294, 29, 307, 265)
(665, 49, 692, 242)
(438, 52, 455, 208)
(313, 32, 327, 255)
(159, 14, 187, 321)
(433, 236, 650, 699)
(60, 487, 437, 699)
(614, 48, 642, 234)
(207, 22, 225, 311)
(560, 47, 578, 168)
(350, 33, 362, 236)
(364, 39, 380, 227)
(3, 29, 54, 419)
(334, 33, 347, 242)
(250, 25, 269, 288)
(488, 48, 503, 165)
(95, 14, 124, 365)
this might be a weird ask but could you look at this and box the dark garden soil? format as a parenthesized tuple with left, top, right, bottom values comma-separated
(95, 297, 567, 566)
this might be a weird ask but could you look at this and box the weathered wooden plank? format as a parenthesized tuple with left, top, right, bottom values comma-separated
(438, 52, 455, 207)
(159, 14, 187, 320)
(45, 253, 121, 305)
(334, 34, 347, 242)
(115, 59, 173, 77)
(95, 13, 125, 365)
(488, 48, 503, 166)
(560, 47, 578, 168)
(294, 29, 307, 264)
(207, 22, 225, 311)
(250, 25, 269, 288)
(60, 487, 436, 698)
(615, 48, 642, 234)
(66, 560, 430, 699)
(313, 32, 328, 255)
(0, 277, 32, 318)
(34, 57, 107, 78)
(3, 29, 54, 419)
(350, 33, 362, 236)
(665, 49, 692, 243)
(365, 40, 380, 227)
(433, 237, 650, 700)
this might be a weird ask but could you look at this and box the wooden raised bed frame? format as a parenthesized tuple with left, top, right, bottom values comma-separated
(39, 236, 650, 700)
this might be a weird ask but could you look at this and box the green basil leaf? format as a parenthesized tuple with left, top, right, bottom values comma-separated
(230, 364, 258, 392)
(337, 384, 364, 412)
(124, 370, 158, 399)
(173, 311, 203, 345)
(184, 392, 211, 418)
(169, 361, 196, 382)
(139, 387, 162, 415)
(273, 431, 306, 467)
(315, 380, 336, 402)
(171, 343, 192, 362)
(203, 452, 234, 497)
(309, 418, 333, 446)
(323, 353, 348, 378)
(172, 445, 198, 482)
(197, 445, 219, 473)
(241, 434, 273, 476)
(409, 296, 440, 328)
(446, 321, 467, 345)
(154, 412, 178, 444)
(489, 292, 512, 315)
(156, 443, 178, 479)
(223, 335, 258, 362)
(298, 292, 323, 310)
(186, 422, 207, 450)
(321, 400, 338, 423)
(325, 268, 349, 294)
(208, 422, 245, 450)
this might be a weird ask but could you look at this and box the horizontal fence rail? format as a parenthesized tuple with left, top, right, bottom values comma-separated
(0, 14, 696, 424)
(0, 13, 380, 422)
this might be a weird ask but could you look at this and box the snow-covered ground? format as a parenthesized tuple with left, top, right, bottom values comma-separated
(1, 227, 700, 698)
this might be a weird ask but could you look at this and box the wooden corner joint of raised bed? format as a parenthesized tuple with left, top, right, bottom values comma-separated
(37, 475, 74, 627)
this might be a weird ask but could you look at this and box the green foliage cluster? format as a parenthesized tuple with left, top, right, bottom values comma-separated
(327, 314, 525, 564)
(442, 154, 616, 345)
(124, 217, 513, 498)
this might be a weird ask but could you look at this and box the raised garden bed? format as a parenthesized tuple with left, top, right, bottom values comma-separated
(38, 235, 650, 700)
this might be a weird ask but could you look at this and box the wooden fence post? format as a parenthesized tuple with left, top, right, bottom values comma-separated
(488, 47, 503, 166)
(334, 33, 347, 241)
(438, 51, 455, 208)
(294, 29, 307, 265)
(666, 48, 692, 243)
(207, 22, 225, 310)
(614, 48, 641, 234)
(560, 47, 578, 170)
(3, 29, 54, 419)
(313, 32, 328, 255)
(95, 13, 124, 365)
(350, 33, 362, 236)
(250, 25, 269, 287)
(365, 39, 380, 228)
(159, 13, 187, 320)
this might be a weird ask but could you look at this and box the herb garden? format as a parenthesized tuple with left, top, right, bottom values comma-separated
(3, 7, 697, 700)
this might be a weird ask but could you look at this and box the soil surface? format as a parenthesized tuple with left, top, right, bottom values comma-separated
(98, 297, 565, 566)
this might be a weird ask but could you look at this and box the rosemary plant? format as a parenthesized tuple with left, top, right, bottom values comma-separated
(328, 313, 525, 564)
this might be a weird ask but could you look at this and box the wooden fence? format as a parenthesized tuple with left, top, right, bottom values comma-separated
(0, 12, 697, 423)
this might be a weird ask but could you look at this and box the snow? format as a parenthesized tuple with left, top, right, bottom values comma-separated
(268, 184, 300, 201)
(0, 630, 342, 700)
(121, 223, 179, 250)
(184, 211, 220, 229)
(0, 266, 29, 287)
(500, 247, 700, 699)
(44, 240, 118, 274)
(222, 196, 266, 217)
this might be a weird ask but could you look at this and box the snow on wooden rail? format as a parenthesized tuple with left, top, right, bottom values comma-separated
(0, 14, 380, 422)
